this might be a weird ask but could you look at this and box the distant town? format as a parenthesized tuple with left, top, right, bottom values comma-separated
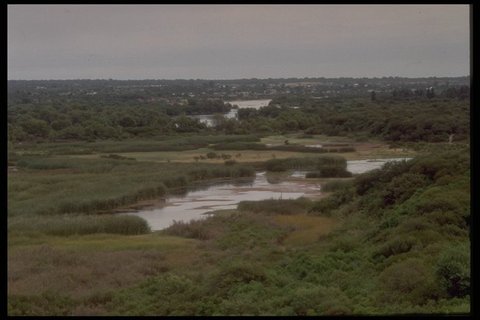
(8, 76, 470, 105)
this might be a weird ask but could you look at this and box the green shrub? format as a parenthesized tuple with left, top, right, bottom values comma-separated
(237, 198, 311, 215)
(309, 187, 355, 216)
(206, 152, 218, 159)
(9, 214, 150, 236)
(435, 243, 470, 298)
(17, 158, 71, 170)
(264, 156, 348, 173)
(163, 219, 212, 240)
(214, 261, 268, 290)
(381, 173, 429, 207)
(396, 217, 433, 233)
(306, 169, 352, 178)
(100, 154, 135, 160)
(8, 292, 77, 316)
(312, 156, 352, 177)
(375, 236, 418, 258)
(425, 211, 468, 229)
(224, 160, 237, 166)
(321, 179, 353, 192)
(264, 159, 289, 172)
(379, 258, 441, 305)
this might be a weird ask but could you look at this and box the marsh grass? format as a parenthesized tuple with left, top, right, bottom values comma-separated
(10, 156, 254, 217)
(9, 215, 150, 236)
(163, 220, 214, 240)
(212, 142, 268, 150)
(264, 155, 348, 173)
(264, 157, 320, 172)
(268, 145, 355, 153)
(9, 155, 254, 237)
(14, 135, 261, 155)
(321, 179, 354, 192)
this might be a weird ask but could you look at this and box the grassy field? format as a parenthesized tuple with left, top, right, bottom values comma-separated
(64, 136, 415, 164)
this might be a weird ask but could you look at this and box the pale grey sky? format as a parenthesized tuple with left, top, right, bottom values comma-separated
(8, 4, 470, 80)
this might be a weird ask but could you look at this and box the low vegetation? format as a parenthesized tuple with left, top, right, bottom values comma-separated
(8, 144, 470, 315)
(7, 77, 470, 315)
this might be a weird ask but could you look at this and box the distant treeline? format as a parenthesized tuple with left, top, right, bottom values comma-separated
(8, 89, 469, 144)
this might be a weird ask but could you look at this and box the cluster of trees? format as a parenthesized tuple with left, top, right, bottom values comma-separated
(7, 102, 209, 142)
(163, 99, 231, 116)
(237, 97, 469, 143)
(8, 82, 469, 144)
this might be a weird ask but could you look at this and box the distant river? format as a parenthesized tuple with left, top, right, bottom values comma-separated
(191, 99, 272, 127)
(226, 99, 272, 109)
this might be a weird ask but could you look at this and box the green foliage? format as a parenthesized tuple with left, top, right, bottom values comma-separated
(380, 173, 429, 207)
(264, 159, 290, 172)
(163, 219, 213, 240)
(435, 243, 470, 298)
(378, 258, 441, 305)
(7, 123, 471, 315)
(9, 214, 150, 236)
(321, 179, 353, 192)
(309, 187, 355, 216)
(206, 152, 218, 159)
(306, 170, 352, 178)
(7, 79, 469, 144)
(267, 144, 355, 153)
(264, 155, 348, 173)
(9, 156, 254, 218)
(213, 142, 267, 150)
(237, 198, 311, 215)
(100, 154, 136, 161)
(9, 292, 77, 316)
(106, 274, 204, 316)
(215, 261, 268, 289)
(374, 236, 418, 259)
(224, 160, 237, 166)
(13, 135, 261, 155)
(354, 160, 413, 196)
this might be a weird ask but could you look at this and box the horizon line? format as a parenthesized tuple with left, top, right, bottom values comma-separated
(7, 75, 471, 81)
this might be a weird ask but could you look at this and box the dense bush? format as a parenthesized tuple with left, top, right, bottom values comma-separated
(306, 169, 352, 178)
(321, 179, 353, 192)
(380, 173, 429, 207)
(435, 243, 470, 298)
(309, 187, 355, 216)
(163, 220, 212, 240)
(378, 258, 441, 305)
(237, 198, 311, 215)
(374, 236, 418, 258)
(264, 155, 348, 173)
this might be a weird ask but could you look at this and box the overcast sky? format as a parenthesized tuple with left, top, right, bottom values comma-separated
(8, 5, 470, 80)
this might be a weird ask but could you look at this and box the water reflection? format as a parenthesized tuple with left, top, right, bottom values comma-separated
(122, 157, 412, 231)
(290, 157, 412, 178)
(190, 99, 272, 127)
(122, 171, 318, 230)
(346, 157, 412, 174)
